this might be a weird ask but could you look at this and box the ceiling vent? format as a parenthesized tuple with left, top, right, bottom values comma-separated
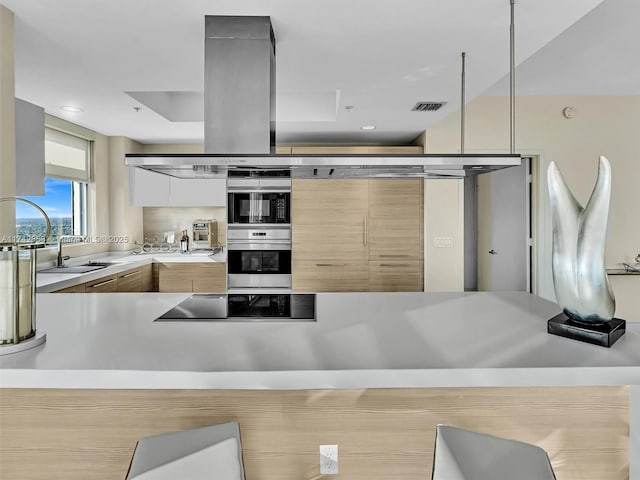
(411, 101, 446, 112)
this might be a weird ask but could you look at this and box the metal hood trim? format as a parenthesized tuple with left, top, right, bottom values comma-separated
(125, 153, 521, 178)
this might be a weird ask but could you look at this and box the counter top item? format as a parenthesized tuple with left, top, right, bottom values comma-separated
(36, 250, 226, 292)
(607, 263, 640, 275)
(1, 292, 639, 389)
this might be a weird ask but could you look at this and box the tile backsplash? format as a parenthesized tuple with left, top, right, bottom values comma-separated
(143, 207, 226, 246)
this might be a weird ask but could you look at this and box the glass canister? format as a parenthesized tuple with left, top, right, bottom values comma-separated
(0, 197, 50, 345)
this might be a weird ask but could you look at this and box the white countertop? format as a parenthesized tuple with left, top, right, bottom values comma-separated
(36, 250, 226, 293)
(1, 291, 639, 389)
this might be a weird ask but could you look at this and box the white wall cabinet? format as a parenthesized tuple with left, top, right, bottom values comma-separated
(15, 98, 45, 196)
(129, 168, 225, 206)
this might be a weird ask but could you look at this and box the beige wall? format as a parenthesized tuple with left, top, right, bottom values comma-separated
(0, 5, 16, 237)
(109, 137, 143, 251)
(426, 95, 640, 320)
(143, 206, 227, 246)
(423, 179, 464, 291)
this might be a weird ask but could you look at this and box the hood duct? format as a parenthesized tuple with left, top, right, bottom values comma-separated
(125, 16, 520, 178)
(204, 16, 275, 154)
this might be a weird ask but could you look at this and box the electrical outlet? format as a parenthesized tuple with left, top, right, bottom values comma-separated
(434, 236, 453, 248)
(320, 444, 338, 475)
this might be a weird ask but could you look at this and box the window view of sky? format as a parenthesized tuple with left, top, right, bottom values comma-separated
(17, 178, 72, 218)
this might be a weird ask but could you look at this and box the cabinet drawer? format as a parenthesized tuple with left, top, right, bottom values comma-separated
(85, 274, 118, 293)
(158, 263, 226, 293)
(369, 260, 423, 292)
(54, 283, 86, 293)
(292, 260, 368, 292)
(117, 268, 143, 292)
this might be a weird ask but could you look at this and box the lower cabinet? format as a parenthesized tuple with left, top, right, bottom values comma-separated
(293, 260, 423, 292)
(85, 274, 118, 293)
(52, 264, 155, 293)
(158, 263, 226, 293)
(53, 283, 86, 293)
(368, 260, 423, 292)
(292, 260, 369, 292)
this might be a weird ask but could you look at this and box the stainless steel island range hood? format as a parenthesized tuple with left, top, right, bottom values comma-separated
(125, 16, 520, 178)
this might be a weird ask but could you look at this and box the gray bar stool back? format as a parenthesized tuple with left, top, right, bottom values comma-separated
(431, 425, 556, 480)
(126, 422, 245, 480)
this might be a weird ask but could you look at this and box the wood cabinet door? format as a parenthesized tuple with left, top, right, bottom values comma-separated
(192, 263, 226, 293)
(117, 268, 143, 292)
(368, 260, 423, 292)
(158, 263, 226, 292)
(141, 264, 154, 292)
(292, 260, 369, 292)
(54, 283, 86, 293)
(158, 264, 194, 292)
(292, 179, 369, 261)
(85, 275, 118, 293)
(368, 179, 423, 260)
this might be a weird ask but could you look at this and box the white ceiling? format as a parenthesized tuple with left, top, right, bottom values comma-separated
(4, 0, 633, 145)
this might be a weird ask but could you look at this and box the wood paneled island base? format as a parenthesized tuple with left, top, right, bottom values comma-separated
(0, 386, 628, 480)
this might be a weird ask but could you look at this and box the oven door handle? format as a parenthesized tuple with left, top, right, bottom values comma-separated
(227, 243, 291, 251)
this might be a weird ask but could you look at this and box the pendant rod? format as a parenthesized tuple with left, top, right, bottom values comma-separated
(461, 51, 466, 154)
(510, 0, 516, 154)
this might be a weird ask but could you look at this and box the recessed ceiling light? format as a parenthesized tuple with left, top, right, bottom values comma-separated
(60, 105, 83, 113)
(360, 125, 376, 131)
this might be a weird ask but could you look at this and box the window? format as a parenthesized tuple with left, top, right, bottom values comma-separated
(16, 128, 90, 244)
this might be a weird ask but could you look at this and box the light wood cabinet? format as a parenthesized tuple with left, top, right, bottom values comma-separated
(369, 179, 423, 260)
(53, 263, 164, 294)
(84, 274, 118, 293)
(368, 260, 423, 292)
(292, 178, 423, 292)
(117, 268, 143, 292)
(53, 283, 86, 293)
(142, 264, 154, 292)
(292, 260, 369, 292)
(158, 263, 226, 293)
(292, 179, 369, 261)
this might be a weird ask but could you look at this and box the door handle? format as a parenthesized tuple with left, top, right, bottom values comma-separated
(88, 278, 116, 288)
(363, 216, 368, 246)
(489, 249, 497, 255)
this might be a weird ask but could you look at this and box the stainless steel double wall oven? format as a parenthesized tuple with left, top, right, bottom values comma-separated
(227, 170, 291, 290)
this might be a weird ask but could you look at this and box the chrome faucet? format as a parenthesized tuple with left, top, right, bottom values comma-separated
(57, 235, 86, 268)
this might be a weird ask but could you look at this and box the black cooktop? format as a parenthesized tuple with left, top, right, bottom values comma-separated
(155, 293, 315, 322)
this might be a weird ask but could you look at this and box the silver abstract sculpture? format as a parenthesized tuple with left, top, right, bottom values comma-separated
(547, 156, 615, 323)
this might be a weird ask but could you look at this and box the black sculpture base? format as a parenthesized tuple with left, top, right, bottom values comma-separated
(548, 313, 626, 348)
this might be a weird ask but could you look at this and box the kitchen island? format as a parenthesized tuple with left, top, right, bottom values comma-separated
(1, 291, 639, 388)
(1, 291, 638, 480)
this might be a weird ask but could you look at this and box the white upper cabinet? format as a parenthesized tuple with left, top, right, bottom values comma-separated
(129, 168, 225, 206)
(15, 98, 45, 196)
(169, 175, 226, 206)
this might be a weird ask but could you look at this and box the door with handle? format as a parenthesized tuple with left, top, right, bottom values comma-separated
(477, 159, 530, 291)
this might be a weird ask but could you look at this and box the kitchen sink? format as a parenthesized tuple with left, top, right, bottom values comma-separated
(39, 261, 116, 274)
(81, 261, 116, 267)
(40, 265, 108, 274)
